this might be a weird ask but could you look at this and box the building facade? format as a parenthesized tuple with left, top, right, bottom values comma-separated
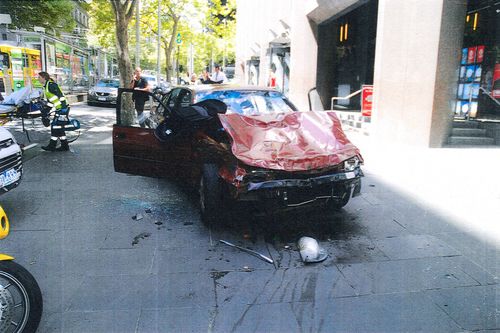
(235, 0, 499, 147)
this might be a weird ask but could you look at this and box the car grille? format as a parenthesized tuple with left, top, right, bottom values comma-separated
(96, 92, 110, 96)
(0, 139, 14, 149)
(245, 164, 343, 182)
(0, 152, 22, 174)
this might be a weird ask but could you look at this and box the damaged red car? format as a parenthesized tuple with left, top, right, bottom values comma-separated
(113, 85, 363, 224)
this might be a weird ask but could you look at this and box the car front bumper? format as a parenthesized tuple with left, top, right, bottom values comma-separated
(233, 168, 363, 208)
(88, 94, 117, 104)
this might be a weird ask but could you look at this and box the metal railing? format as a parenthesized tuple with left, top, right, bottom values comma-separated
(330, 88, 363, 110)
(479, 86, 500, 108)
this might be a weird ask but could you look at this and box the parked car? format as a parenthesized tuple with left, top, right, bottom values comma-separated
(0, 127, 22, 194)
(142, 75, 158, 89)
(87, 78, 120, 106)
(113, 85, 363, 224)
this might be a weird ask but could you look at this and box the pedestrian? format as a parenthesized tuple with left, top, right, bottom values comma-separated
(129, 67, 150, 127)
(200, 68, 212, 84)
(210, 64, 228, 84)
(38, 71, 70, 151)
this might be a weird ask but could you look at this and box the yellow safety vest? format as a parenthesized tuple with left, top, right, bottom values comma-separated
(44, 81, 67, 111)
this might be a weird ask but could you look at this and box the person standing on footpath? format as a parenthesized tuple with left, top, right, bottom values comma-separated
(129, 67, 150, 127)
(38, 71, 70, 151)
(210, 64, 228, 84)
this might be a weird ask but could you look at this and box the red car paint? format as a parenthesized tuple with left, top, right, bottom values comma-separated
(218, 111, 362, 172)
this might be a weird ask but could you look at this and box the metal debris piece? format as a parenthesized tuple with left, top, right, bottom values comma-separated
(145, 208, 152, 214)
(132, 214, 143, 221)
(298, 236, 328, 263)
(219, 239, 274, 264)
(154, 221, 163, 226)
(132, 232, 151, 246)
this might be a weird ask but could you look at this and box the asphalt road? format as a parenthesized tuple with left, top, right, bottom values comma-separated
(0, 103, 498, 332)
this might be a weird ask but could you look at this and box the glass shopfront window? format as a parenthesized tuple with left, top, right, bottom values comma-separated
(316, 0, 378, 110)
(456, 0, 500, 119)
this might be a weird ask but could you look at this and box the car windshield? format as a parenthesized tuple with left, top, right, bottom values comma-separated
(96, 80, 119, 88)
(196, 90, 296, 115)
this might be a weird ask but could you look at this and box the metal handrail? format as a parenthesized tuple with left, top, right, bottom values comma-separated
(479, 86, 500, 108)
(330, 88, 363, 110)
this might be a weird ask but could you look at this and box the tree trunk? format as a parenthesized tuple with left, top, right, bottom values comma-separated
(163, 15, 179, 83)
(111, 0, 136, 126)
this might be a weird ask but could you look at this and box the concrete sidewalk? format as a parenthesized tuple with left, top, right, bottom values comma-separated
(0, 105, 498, 332)
(345, 129, 500, 246)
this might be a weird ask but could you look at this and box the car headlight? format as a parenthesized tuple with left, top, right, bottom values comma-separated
(343, 156, 359, 171)
(88, 89, 95, 95)
(110, 91, 118, 97)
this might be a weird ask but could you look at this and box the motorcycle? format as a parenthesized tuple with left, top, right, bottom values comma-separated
(0, 206, 43, 333)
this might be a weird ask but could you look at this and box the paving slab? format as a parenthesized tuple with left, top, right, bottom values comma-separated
(426, 285, 500, 331)
(288, 292, 462, 332)
(374, 234, 461, 260)
(215, 266, 357, 305)
(137, 307, 213, 333)
(337, 256, 495, 295)
(38, 310, 140, 333)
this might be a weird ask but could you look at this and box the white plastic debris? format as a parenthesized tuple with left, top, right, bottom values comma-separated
(298, 236, 328, 263)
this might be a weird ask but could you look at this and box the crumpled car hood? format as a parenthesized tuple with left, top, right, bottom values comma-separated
(218, 111, 361, 171)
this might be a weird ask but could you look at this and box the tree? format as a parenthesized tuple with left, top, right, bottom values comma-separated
(109, 0, 137, 125)
(88, 0, 115, 49)
(0, 0, 75, 34)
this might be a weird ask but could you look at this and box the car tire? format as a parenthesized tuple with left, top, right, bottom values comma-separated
(199, 164, 224, 226)
(87, 101, 94, 106)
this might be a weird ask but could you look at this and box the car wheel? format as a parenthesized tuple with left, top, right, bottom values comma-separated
(87, 101, 94, 106)
(199, 164, 224, 226)
(0, 260, 43, 333)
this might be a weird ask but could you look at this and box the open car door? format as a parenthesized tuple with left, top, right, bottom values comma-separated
(112, 88, 194, 179)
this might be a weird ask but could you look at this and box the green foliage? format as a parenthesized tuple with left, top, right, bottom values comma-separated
(0, 0, 76, 34)
(86, 0, 236, 79)
(87, 0, 115, 49)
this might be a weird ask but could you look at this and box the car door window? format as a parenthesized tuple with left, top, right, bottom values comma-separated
(117, 89, 165, 129)
(179, 89, 192, 107)
(166, 88, 181, 109)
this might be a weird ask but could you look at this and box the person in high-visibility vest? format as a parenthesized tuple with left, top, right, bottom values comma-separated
(38, 72, 70, 151)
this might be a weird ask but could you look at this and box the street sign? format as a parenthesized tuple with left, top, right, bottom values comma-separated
(176, 33, 182, 45)
(361, 85, 373, 117)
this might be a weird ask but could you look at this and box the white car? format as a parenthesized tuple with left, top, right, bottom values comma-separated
(0, 127, 22, 194)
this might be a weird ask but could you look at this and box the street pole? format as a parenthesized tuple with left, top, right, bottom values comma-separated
(135, 0, 140, 68)
(156, 0, 161, 84)
(176, 45, 179, 84)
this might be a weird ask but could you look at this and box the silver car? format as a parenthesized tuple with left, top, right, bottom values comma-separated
(87, 78, 120, 106)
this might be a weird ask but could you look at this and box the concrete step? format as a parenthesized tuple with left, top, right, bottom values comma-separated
(451, 128, 487, 137)
(448, 136, 495, 145)
(452, 120, 479, 129)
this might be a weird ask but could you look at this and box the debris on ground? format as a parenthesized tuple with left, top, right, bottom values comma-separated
(145, 208, 152, 214)
(298, 236, 328, 263)
(219, 239, 274, 264)
(242, 266, 254, 272)
(132, 232, 151, 246)
(132, 213, 143, 221)
(154, 221, 163, 226)
(183, 221, 194, 225)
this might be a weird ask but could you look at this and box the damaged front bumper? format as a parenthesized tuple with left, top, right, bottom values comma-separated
(234, 168, 363, 208)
